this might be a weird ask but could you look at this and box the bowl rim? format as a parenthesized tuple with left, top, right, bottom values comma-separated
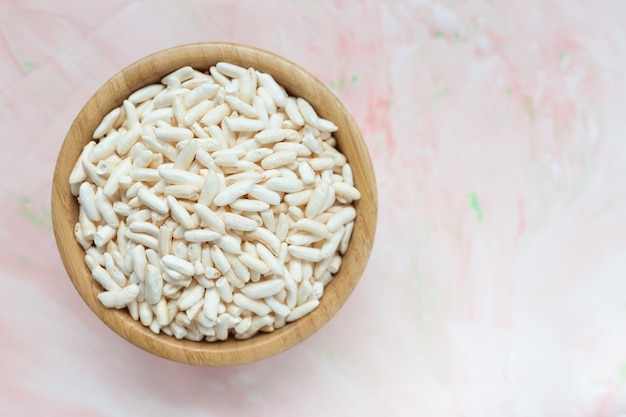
(52, 42, 377, 366)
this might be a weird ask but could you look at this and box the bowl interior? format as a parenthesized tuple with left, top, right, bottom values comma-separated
(52, 42, 377, 366)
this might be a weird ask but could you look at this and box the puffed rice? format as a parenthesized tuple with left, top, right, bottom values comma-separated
(71, 63, 360, 341)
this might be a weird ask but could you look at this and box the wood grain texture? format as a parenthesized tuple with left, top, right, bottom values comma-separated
(51, 42, 377, 366)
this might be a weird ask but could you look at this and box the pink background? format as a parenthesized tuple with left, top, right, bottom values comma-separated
(3, 0, 626, 415)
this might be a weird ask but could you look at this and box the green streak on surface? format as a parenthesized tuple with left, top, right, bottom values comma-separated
(328, 78, 346, 95)
(468, 192, 483, 221)
(12, 49, 37, 70)
(433, 86, 449, 98)
(525, 98, 534, 120)
(19, 257, 30, 266)
(434, 29, 443, 38)
(6, 192, 52, 230)
(559, 50, 571, 66)
(351, 75, 358, 83)
(23, 60, 37, 70)
(21, 205, 50, 229)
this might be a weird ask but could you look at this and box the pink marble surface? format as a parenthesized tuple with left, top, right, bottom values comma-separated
(3, 0, 626, 415)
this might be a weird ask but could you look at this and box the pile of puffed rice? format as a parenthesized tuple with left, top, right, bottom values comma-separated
(70, 62, 359, 341)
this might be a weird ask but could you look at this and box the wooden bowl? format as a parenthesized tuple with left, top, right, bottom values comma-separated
(52, 42, 377, 366)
